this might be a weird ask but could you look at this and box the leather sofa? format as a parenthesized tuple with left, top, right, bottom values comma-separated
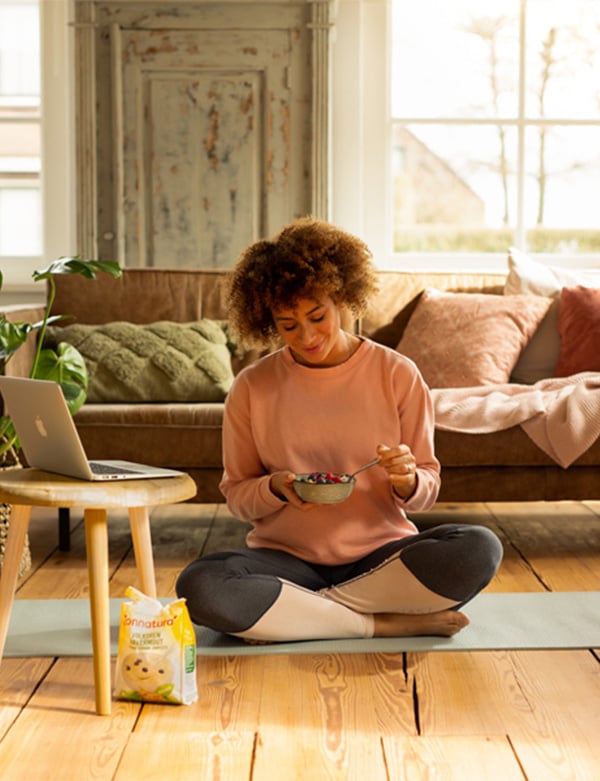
(3, 267, 599, 511)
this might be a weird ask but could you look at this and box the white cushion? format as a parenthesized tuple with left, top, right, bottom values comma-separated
(505, 249, 600, 383)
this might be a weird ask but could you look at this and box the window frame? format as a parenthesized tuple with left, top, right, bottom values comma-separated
(4, 0, 598, 292)
(331, 0, 600, 273)
(0, 0, 75, 298)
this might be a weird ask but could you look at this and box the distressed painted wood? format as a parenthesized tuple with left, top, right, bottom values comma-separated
(75, 1, 330, 268)
(119, 27, 291, 268)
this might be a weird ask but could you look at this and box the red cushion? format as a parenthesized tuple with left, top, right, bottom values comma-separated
(554, 286, 600, 377)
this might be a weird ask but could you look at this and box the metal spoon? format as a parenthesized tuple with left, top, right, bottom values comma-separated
(346, 456, 380, 480)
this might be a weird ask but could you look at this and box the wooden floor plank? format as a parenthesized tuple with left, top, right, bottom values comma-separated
(18, 507, 67, 573)
(504, 650, 600, 781)
(115, 731, 256, 781)
(0, 657, 53, 740)
(2, 500, 600, 779)
(489, 501, 600, 591)
(133, 654, 266, 733)
(254, 725, 388, 781)
(16, 509, 133, 600)
(109, 503, 220, 598)
(410, 501, 493, 525)
(109, 504, 249, 598)
(413, 650, 536, 736)
(253, 653, 392, 779)
(0, 658, 139, 781)
(382, 735, 526, 780)
(582, 500, 600, 517)
(362, 652, 418, 736)
(205, 504, 251, 554)
(414, 648, 600, 779)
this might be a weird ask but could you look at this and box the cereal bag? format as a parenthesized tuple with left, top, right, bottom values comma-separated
(114, 586, 198, 705)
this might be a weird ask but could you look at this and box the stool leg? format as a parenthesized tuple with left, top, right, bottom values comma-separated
(84, 508, 111, 716)
(128, 507, 157, 598)
(0, 505, 32, 663)
(58, 507, 71, 552)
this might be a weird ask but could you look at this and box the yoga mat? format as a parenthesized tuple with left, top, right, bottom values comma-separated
(4, 592, 600, 658)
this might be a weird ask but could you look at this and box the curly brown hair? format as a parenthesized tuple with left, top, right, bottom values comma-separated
(227, 217, 379, 347)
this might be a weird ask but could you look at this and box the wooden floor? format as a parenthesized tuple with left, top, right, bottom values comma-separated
(1, 500, 599, 780)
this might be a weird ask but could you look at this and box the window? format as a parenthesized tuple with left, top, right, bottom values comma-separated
(0, 0, 42, 264)
(390, 0, 600, 264)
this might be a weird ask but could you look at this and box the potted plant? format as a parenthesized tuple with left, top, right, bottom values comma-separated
(0, 257, 121, 575)
(0, 256, 122, 457)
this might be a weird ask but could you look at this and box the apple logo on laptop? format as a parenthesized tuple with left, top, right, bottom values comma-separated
(35, 416, 48, 438)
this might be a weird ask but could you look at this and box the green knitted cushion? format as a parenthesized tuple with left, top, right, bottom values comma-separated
(44, 320, 234, 403)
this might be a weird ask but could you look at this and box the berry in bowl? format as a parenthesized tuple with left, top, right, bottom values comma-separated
(293, 471, 355, 504)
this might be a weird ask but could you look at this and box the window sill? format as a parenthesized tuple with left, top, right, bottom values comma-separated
(375, 252, 600, 276)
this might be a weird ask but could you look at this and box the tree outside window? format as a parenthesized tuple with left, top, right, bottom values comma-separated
(391, 0, 600, 257)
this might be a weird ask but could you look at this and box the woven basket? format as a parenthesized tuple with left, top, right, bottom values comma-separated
(0, 447, 32, 578)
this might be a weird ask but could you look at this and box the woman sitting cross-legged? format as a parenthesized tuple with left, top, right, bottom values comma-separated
(176, 217, 503, 643)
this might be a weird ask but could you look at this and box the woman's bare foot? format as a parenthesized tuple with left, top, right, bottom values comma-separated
(238, 609, 468, 644)
(374, 609, 470, 638)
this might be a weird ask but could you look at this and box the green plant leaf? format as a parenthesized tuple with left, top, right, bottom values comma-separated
(60, 381, 88, 415)
(0, 415, 18, 456)
(33, 345, 88, 415)
(34, 343, 89, 387)
(0, 414, 15, 440)
(0, 318, 32, 361)
(33, 257, 122, 282)
(2, 255, 121, 454)
(0, 315, 66, 364)
(29, 257, 121, 381)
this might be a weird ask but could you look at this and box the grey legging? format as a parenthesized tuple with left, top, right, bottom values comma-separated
(176, 524, 503, 641)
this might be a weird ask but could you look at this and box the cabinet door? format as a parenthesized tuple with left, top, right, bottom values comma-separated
(111, 26, 306, 268)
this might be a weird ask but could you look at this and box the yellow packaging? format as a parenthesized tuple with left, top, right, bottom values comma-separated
(114, 586, 198, 705)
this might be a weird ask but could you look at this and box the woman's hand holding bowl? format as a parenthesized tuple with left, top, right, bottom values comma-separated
(270, 470, 317, 510)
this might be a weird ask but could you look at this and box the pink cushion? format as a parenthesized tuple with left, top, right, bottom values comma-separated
(554, 286, 600, 377)
(396, 288, 552, 388)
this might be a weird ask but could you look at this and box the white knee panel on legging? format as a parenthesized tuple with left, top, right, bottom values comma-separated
(232, 578, 375, 642)
(233, 552, 460, 642)
(322, 555, 459, 614)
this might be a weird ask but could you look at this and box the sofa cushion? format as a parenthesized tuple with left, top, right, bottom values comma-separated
(367, 293, 424, 348)
(73, 402, 225, 467)
(396, 288, 552, 388)
(45, 320, 234, 403)
(50, 268, 233, 324)
(504, 247, 600, 297)
(554, 286, 600, 377)
(359, 270, 504, 339)
(505, 249, 600, 383)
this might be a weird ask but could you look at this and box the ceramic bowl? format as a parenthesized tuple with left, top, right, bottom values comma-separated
(293, 474, 355, 504)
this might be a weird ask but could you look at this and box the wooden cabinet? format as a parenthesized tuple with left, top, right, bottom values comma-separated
(74, 0, 332, 268)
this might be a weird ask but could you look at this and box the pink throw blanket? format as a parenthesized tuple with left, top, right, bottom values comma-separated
(432, 372, 600, 468)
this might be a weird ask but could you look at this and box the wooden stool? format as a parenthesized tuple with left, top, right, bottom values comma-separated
(0, 468, 196, 715)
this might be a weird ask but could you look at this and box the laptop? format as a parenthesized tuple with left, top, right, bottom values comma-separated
(0, 376, 184, 482)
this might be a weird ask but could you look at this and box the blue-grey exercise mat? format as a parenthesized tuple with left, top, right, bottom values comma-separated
(4, 592, 600, 657)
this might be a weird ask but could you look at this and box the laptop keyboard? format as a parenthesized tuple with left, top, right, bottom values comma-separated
(89, 462, 141, 476)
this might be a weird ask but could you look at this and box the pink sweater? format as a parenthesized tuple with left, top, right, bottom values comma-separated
(219, 338, 441, 565)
